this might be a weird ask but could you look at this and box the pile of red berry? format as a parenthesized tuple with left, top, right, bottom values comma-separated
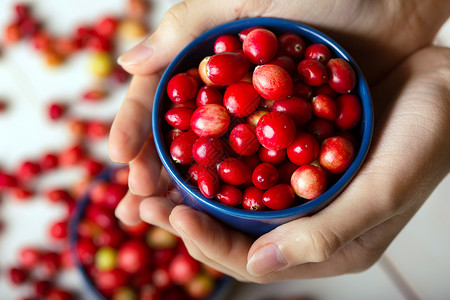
(164, 26, 362, 211)
(75, 167, 225, 300)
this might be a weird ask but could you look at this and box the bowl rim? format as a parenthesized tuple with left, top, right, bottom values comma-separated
(153, 17, 373, 221)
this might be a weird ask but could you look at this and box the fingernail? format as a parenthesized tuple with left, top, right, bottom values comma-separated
(247, 244, 287, 276)
(118, 40, 152, 66)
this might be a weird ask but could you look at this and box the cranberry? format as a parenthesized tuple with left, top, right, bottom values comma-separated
(228, 124, 259, 156)
(47, 288, 74, 300)
(243, 28, 278, 64)
(120, 221, 151, 237)
(291, 165, 327, 199)
(314, 84, 338, 99)
(9, 267, 28, 285)
(304, 43, 331, 63)
(17, 160, 41, 181)
(262, 184, 295, 210)
(196, 85, 222, 106)
(45, 188, 73, 203)
(306, 118, 335, 143)
(49, 219, 68, 240)
(82, 89, 107, 101)
(94, 16, 118, 39)
(198, 56, 215, 86)
(297, 59, 328, 86)
(19, 247, 41, 269)
(170, 100, 197, 110)
(190, 104, 230, 138)
(214, 34, 241, 53)
(59, 144, 85, 166)
(187, 163, 205, 184)
(271, 96, 312, 127)
(277, 32, 305, 60)
(257, 147, 286, 165)
(293, 81, 314, 99)
(334, 94, 362, 130)
(166, 128, 183, 144)
(252, 163, 279, 190)
(34, 280, 52, 297)
(286, 132, 320, 166)
(238, 26, 264, 41)
(168, 254, 200, 284)
(242, 186, 265, 211)
(40, 153, 59, 170)
(197, 168, 220, 198)
(85, 204, 116, 229)
(192, 136, 224, 167)
(319, 136, 355, 174)
(117, 240, 151, 274)
(277, 161, 299, 184)
(81, 157, 105, 177)
(95, 228, 125, 248)
(0, 171, 18, 188)
(326, 58, 356, 94)
(170, 131, 198, 164)
(48, 102, 66, 121)
(164, 107, 193, 130)
(252, 64, 293, 101)
(206, 51, 250, 86)
(223, 82, 260, 117)
(96, 269, 128, 294)
(39, 251, 61, 278)
(311, 94, 338, 120)
(217, 157, 251, 186)
(246, 110, 268, 128)
(242, 154, 262, 171)
(255, 111, 296, 151)
(216, 184, 242, 206)
(167, 73, 199, 103)
(269, 55, 296, 76)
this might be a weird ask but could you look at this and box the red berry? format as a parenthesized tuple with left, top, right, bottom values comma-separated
(306, 118, 335, 143)
(190, 104, 230, 138)
(271, 96, 312, 127)
(76, 238, 97, 265)
(19, 247, 41, 269)
(48, 102, 66, 121)
(46, 288, 73, 300)
(319, 136, 355, 174)
(252, 163, 279, 190)
(197, 168, 220, 199)
(206, 52, 250, 86)
(164, 107, 193, 130)
(243, 28, 278, 64)
(223, 82, 260, 117)
(286, 132, 320, 166)
(257, 147, 286, 165)
(314, 84, 338, 99)
(255, 112, 296, 151)
(297, 59, 328, 86)
(170, 131, 198, 164)
(216, 184, 242, 206)
(277, 161, 299, 184)
(228, 124, 259, 156)
(293, 81, 314, 99)
(117, 240, 151, 274)
(0, 172, 18, 188)
(262, 184, 295, 210)
(96, 269, 128, 294)
(238, 26, 264, 41)
(95, 16, 118, 39)
(168, 254, 200, 285)
(34, 280, 52, 297)
(214, 34, 241, 53)
(39, 251, 61, 278)
(277, 32, 306, 61)
(304, 43, 331, 63)
(291, 164, 327, 199)
(167, 73, 199, 103)
(242, 186, 266, 211)
(82, 89, 107, 101)
(192, 136, 224, 167)
(269, 55, 297, 76)
(246, 110, 268, 128)
(252, 64, 293, 101)
(40, 153, 59, 170)
(217, 157, 251, 186)
(17, 160, 41, 181)
(49, 220, 68, 240)
(9, 267, 28, 285)
(326, 58, 356, 94)
(187, 163, 205, 184)
(196, 85, 222, 106)
(311, 94, 338, 120)
(334, 94, 362, 130)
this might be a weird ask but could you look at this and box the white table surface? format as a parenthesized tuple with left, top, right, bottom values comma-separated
(0, 1, 449, 299)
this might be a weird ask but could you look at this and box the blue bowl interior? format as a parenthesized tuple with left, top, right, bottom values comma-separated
(153, 17, 373, 235)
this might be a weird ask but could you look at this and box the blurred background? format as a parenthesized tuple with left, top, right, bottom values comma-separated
(0, 0, 449, 299)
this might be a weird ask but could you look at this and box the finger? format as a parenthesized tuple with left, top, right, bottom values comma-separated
(115, 191, 146, 226)
(117, 0, 275, 75)
(139, 196, 177, 235)
(108, 74, 159, 163)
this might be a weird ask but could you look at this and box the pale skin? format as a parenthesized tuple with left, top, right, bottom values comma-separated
(108, 0, 450, 283)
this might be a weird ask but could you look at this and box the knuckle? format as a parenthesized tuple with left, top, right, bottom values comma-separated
(163, 1, 190, 29)
(306, 228, 342, 263)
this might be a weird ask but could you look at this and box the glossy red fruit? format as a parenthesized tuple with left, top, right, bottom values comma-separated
(334, 94, 362, 130)
(19, 247, 41, 269)
(117, 240, 151, 274)
(95, 16, 118, 39)
(252, 163, 279, 190)
(76, 238, 97, 265)
(217, 157, 252, 186)
(297, 59, 328, 86)
(242, 186, 266, 211)
(214, 34, 241, 53)
(96, 269, 128, 293)
(167, 73, 199, 103)
(255, 111, 296, 150)
(243, 28, 278, 64)
(223, 82, 260, 117)
(257, 147, 286, 165)
(85, 204, 116, 229)
(48, 102, 66, 121)
(9, 267, 28, 285)
(164, 107, 193, 130)
(17, 160, 41, 181)
(192, 136, 224, 167)
(262, 184, 295, 210)
(39, 251, 61, 278)
(287, 132, 320, 166)
(271, 96, 312, 126)
(228, 124, 259, 156)
(314, 84, 338, 99)
(34, 279, 52, 297)
(190, 104, 230, 138)
(95, 228, 125, 248)
(311, 94, 338, 120)
(291, 165, 327, 200)
(306, 118, 335, 143)
(252, 64, 293, 101)
(293, 81, 314, 99)
(187, 163, 205, 184)
(277, 32, 305, 61)
(49, 220, 68, 240)
(206, 52, 250, 86)
(304, 43, 331, 63)
(238, 26, 264, 41)
(168, 254, 200, 284)
(197, 168, 220, 198)
(269, 55, 296, 76)
(246, 110, 268, 128)
(170, 131, 198, 164)
(170, 100, 197, 110)
(327, 58, 356, 94)
(216, 184, 242, 206)
(196, 85, 222, 106)
(319, 136, 355, 174)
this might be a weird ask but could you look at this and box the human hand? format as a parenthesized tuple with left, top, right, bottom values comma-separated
(108, 0, 450, 282)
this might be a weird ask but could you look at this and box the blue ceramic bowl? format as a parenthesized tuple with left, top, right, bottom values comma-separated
(153, 17, 373, 236)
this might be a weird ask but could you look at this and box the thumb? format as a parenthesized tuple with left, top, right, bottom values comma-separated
(117, 0, 264, 75)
